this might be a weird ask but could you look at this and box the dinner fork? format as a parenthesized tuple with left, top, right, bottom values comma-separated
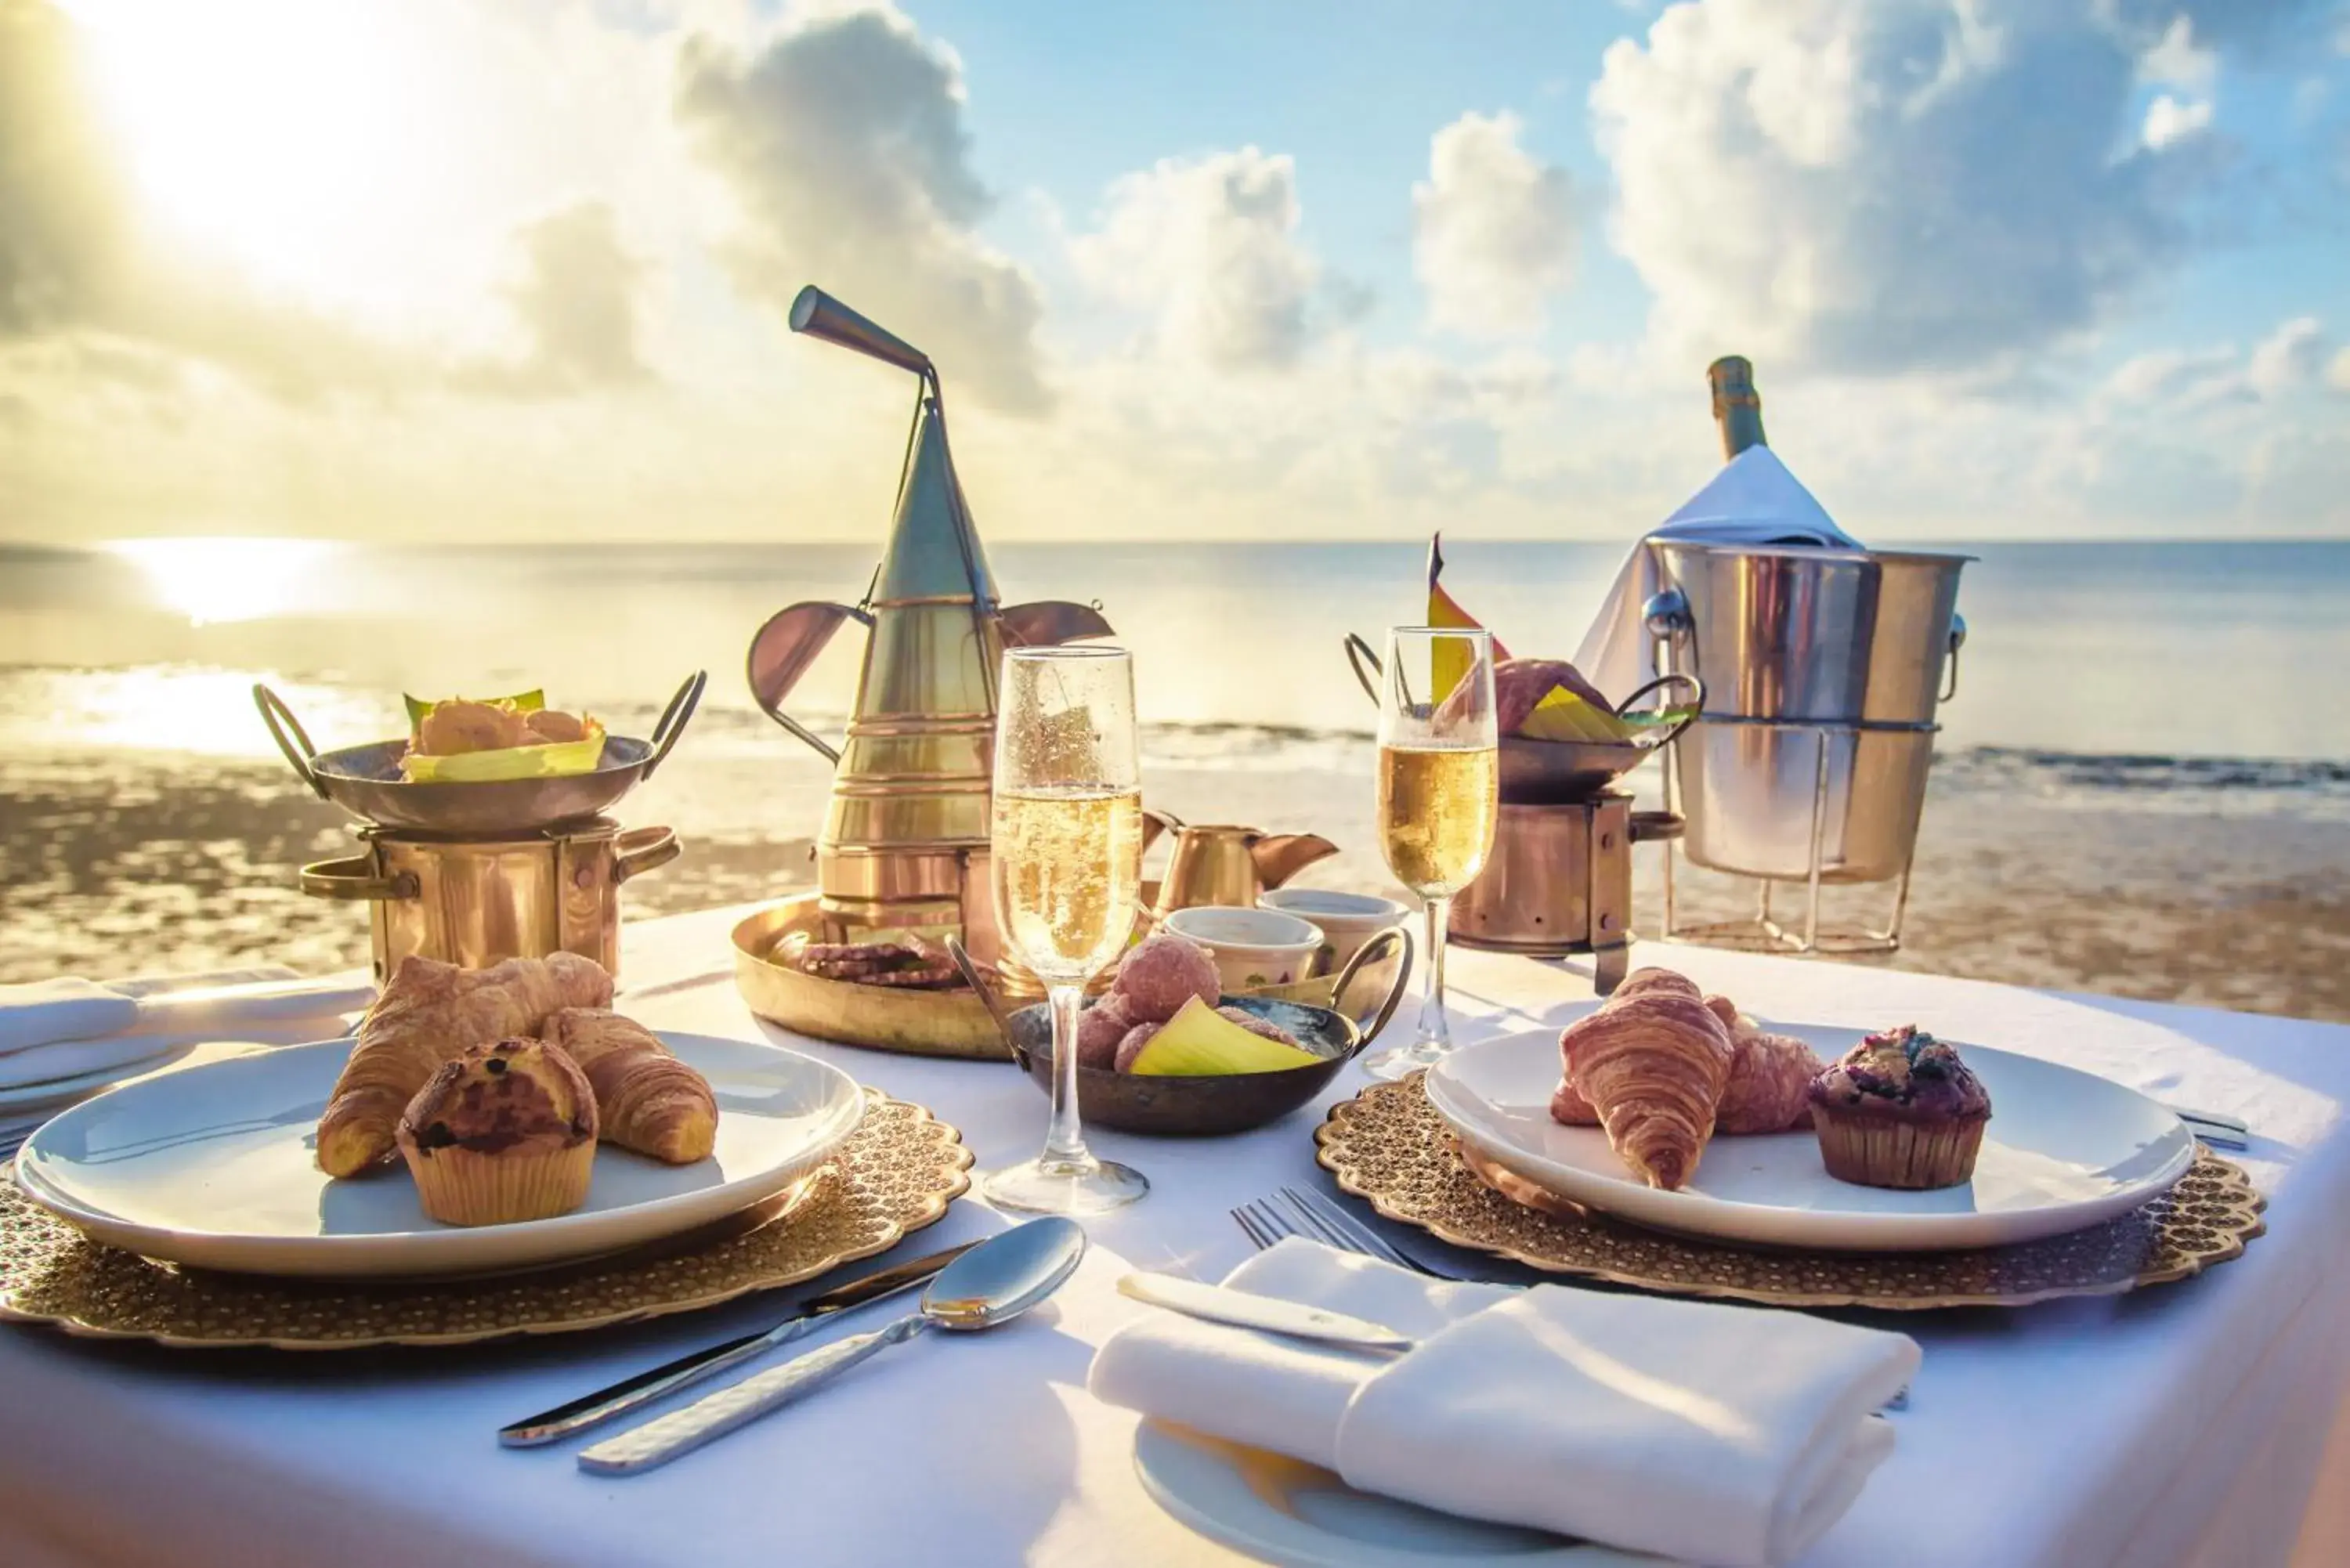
(1231, 1185, 1470, 1281)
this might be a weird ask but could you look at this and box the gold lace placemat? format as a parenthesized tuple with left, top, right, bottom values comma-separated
(1315, 1077, 2265, 1310)
(0, 1090, 971, 1349)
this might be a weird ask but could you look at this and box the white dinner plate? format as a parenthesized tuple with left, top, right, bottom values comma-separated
(1423, 1021, 2196, 1252)
(13, 1032, 863, 1278)
(1133, 1421, 1659, 1567)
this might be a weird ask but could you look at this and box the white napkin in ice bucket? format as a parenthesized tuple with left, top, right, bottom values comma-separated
(1574, 446, 1862, 705)
(1090, 1237, 1918, 1567)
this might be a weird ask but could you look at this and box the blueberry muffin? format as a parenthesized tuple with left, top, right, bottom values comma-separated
(396, 1039, 598, 1226)
(1806, 1026, 1991, 1190)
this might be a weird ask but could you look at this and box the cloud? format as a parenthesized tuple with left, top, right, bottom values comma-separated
(1587, 0, 2254, 378)
(2142, 93, 2214, 150)
(2245, 316, 2328, 399)
(0, 0, 486, 404)
(672, 9, 1048, 411)
(1069, 147, 1327, 373)
(0, 0, 125, 334)
(2102, 316, 2334, 412)
(462, 201, 652, 397)
(2137, 16, 2217, 93)
(1412, 112, 1578, 339)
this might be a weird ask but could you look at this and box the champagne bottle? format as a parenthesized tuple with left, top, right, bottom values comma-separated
(1708, 356, 1766, 459)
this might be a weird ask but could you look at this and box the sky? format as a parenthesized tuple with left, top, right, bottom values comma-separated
(2, 0, 2347, 546)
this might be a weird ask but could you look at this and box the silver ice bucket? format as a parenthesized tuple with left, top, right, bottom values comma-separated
(1648, 542, 1969, 883)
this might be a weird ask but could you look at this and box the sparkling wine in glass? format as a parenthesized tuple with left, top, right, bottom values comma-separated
(983, 645, 1149, 1215)
(1364, 627, 1499, 1081)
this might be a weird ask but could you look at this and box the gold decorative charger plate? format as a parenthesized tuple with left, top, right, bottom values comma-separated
(0, 1089, 970, 1349)
(1315, 1078, 2265, 1310)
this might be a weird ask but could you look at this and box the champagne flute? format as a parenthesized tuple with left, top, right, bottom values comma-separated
(1363, 626, 1499, 1081)
(984, 645, 1150, 1216)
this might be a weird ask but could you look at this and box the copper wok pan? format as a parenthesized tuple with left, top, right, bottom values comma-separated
(254, 671, 705, 834)
(1341, 634, 1700, 803)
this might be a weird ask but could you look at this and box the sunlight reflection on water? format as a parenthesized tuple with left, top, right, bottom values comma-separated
(103, 537, 351, 628)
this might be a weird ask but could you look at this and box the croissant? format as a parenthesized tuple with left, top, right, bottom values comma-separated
(1550, 970, 1705, 1131)
(1716, 1027, 1824, 1135)
(1549, 1077, 1600, 1125)
(540, 1008, 718, 1164)
(1615, 968, 1703, 1004)
(317, 953, 613, 1177)
(1558, 992, 1732, 1190)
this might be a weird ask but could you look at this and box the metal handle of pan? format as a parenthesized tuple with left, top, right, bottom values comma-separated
(613, 826, 681, 883)
(1342, 633, 1383, 708)
(642, 672, 707, 781)
(1628, 811, 1685, 844)
(1614, 672, 1706, 750)
(299, 855, 418, 901)
(1335, 924, 1414, 1055)
(1940, 614, 1966, 704)
(251, 684, 328, 801)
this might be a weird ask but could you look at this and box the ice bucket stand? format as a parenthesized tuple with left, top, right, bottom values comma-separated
(1647, 607, 1967, 956)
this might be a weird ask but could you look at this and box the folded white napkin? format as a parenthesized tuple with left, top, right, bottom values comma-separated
(0, 971, 372, 1090)
(1573, 446, 1861, 703)
(1091, 1238, 1918, 1567)
(0, 980, 141, 1056)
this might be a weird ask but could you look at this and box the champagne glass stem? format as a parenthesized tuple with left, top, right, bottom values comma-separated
(1416, 894, 1455, 1050)
(1042, 983, 1092, 1169)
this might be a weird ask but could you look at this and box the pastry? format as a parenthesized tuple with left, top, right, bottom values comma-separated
(1716, 1027, 1824, 1135)
(1074, 995, 1137, 1069)
(396, 1039, 598, 1226)
(317, 952, 613, 1177)
(1549, 1076, 1600, 1125)
(1112, 1022, 1160, 1073)
(540, 1008, 718, 1165)
(1614, 967, 1702, 1004)
(1558, 991, 1733, 1190)
(1112, 932, 1220, 1023)
(1806, 1025, 1992, 1190)
(1547, 970, 1701, 1130)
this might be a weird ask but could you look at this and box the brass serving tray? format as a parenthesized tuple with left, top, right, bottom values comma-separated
(734, 898, 1011, 1060)
(0, 1090, 969, 1349)
(734, 895, 1391, 1060)
(1314, 1076, 2265, 1310)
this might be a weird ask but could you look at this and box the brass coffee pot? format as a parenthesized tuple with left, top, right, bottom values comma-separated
(1142, 811, 1340, 919)
(748, 287, 1110, 959)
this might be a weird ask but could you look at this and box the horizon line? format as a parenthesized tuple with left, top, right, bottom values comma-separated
(7, 532, 2350, 551)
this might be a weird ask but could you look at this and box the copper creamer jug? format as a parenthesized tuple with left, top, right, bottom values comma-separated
(1144, 811, 1339, 919)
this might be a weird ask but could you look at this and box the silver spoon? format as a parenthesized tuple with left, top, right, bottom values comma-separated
(577, 1216, 1088, 1476)
(944, 934, 1020, 1052)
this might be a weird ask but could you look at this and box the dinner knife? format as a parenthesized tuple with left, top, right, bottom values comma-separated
(499, 1240, 978, 1447)
(1117, 1273, 1415, 1353)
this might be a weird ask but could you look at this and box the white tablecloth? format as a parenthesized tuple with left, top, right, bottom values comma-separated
(2, 905, 2346, 1568)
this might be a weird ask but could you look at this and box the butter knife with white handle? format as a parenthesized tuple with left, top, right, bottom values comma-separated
(1117, 1272, 1415, 1353)
(500, 1240, 976, 1447)
(578, 1217, 1086, 1477)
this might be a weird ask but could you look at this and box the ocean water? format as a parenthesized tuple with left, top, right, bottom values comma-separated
(4, 537, 2348, 1015)
(5, 536, 2349, 757)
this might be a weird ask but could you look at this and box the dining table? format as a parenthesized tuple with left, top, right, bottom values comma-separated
(2, 899, 2346, 1568)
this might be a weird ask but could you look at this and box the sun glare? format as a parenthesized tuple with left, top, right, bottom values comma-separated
(106, 537, 345, 627)
(70, 0, 444, 298)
